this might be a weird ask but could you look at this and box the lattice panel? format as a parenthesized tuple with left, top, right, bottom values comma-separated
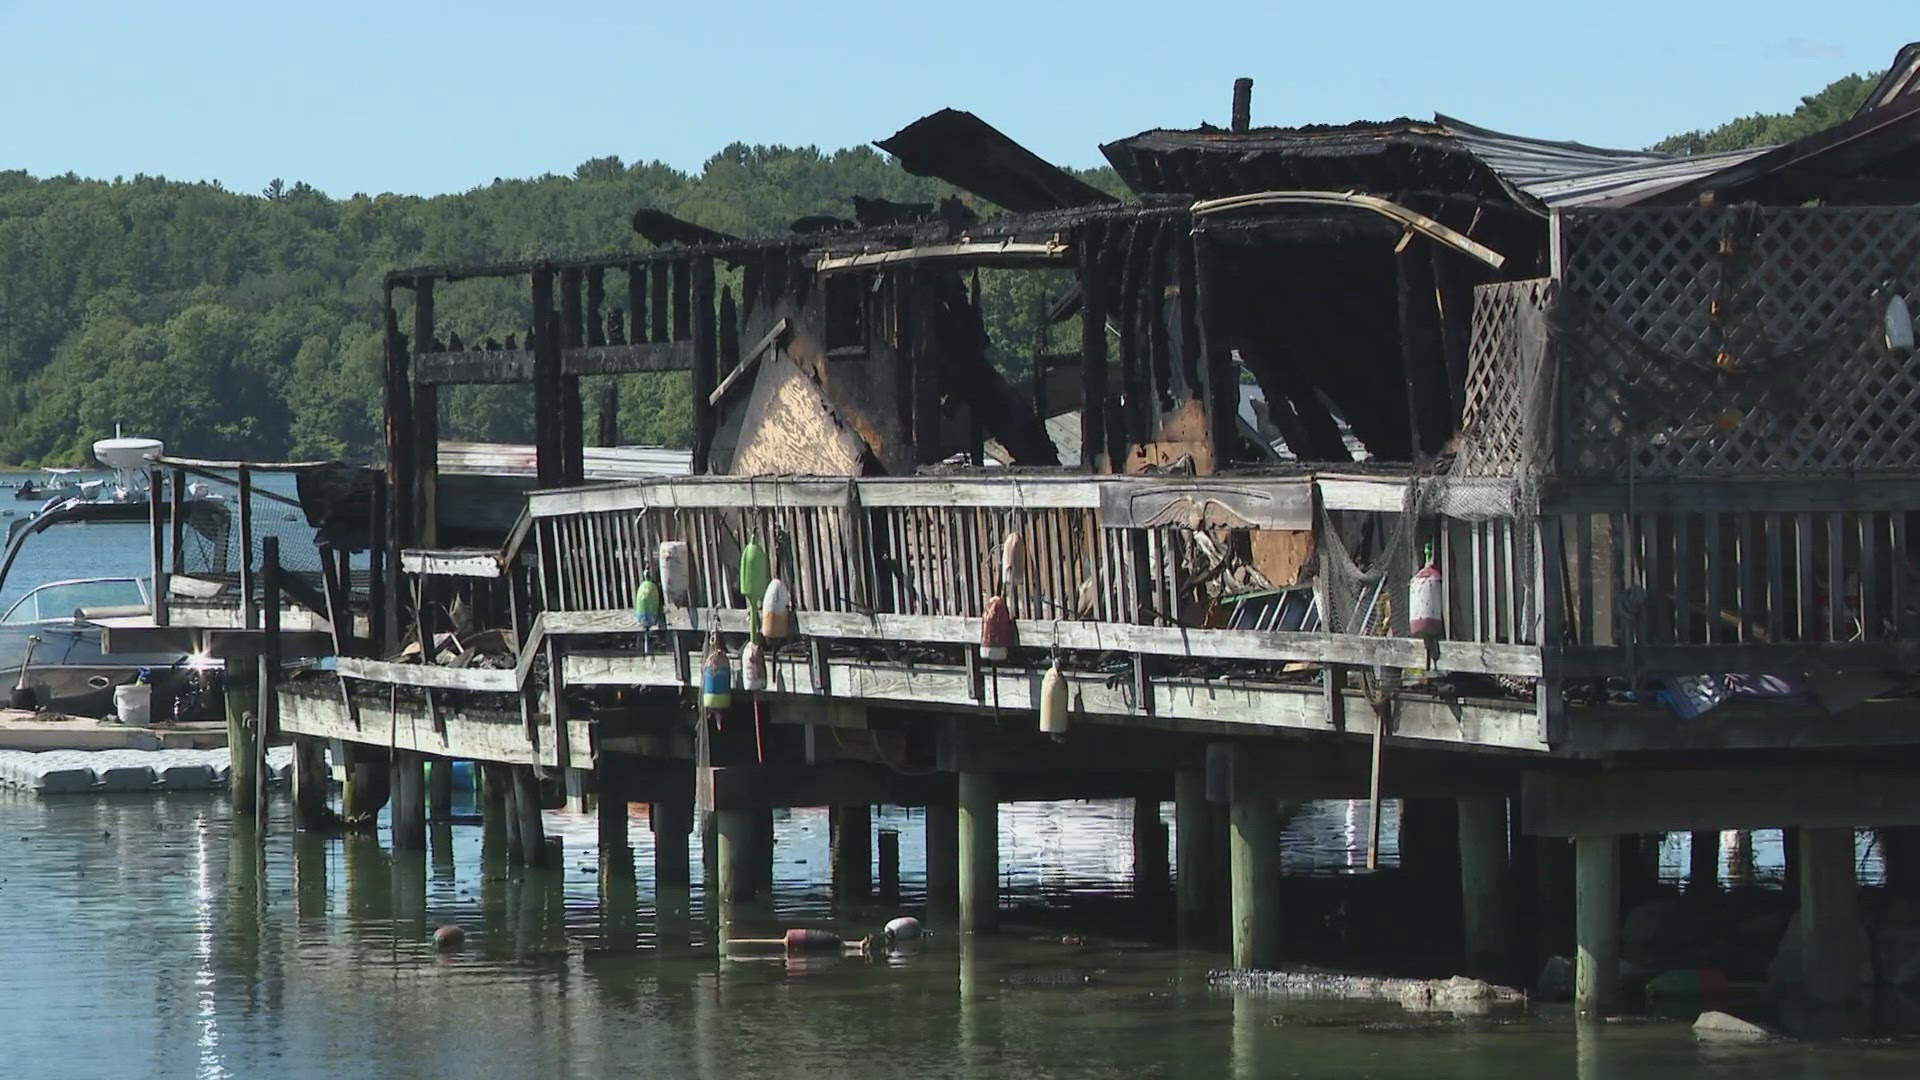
(1455, 278, 1552, 477)
(1556, 207, 1920, 477)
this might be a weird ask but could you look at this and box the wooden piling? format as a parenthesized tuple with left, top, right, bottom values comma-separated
(225, 656, 259, 816)
(291, 736, 329, 831)
(652, 797, 693, 887)
(878, 828, 901, 900)
(479, 762, 508, 839)
(428, 758, 454, 822)
(598, 776, 632, 875)
(257, 535, 280, 828)
(831, 804, 872, 900)
(1798, 827, 1862, 1005)
(1175, 770, 1217, 942)
(390, 750, 427, 852)
(959, 774, 999, 932)
(925, 802, 958, 914)
(1574, 834, 1619, 1021)
(1134, 794, 1170, 913)
(1689, 829, 1720, 893)
(1229, 798, 1280, 969)
(499, 765, 526, 864)
(512, 765, 548, 868)
(716, 807, 756, 903)
(1457, 795, 1513, 981)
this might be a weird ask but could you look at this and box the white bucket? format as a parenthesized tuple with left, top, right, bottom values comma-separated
(114, 683, 152, 728)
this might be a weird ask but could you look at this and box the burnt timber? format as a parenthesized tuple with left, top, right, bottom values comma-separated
(108, 47, 1920, 1022)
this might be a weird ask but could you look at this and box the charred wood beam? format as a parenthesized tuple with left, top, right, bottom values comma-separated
(690, 258, 717, 474)
(414, 342, 699, 384)
(560, 268, 585, 484)
(628, 264, 647, 349)
(1079, 222, 1110, 472)
(412, 278, 438, 548)
(650, 264, 669, 343)
(586, 268, 606, 348)
(1115, 219, 1148, 467)
(631, 208, 740, 247)
(1395, 241, 1450, 458)
(1191, 233, 1238, 472)
(530, 269, 563, 488)
(381, 288, 412, 652)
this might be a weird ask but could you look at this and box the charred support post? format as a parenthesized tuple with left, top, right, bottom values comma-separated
(530, 269, 563, 488)
(148, 469, 167, 627)
(256, 535, 280, 827)
(413, 277, 438, 547)
(1230, 77, 1253, 132)
(1798, 828, 1862, 1005)
(380, 289, 412, 646)
(1230, 797, 1280, 969)
(1175, 769, 1217, 941)
(926, 802, 959, 915)
(652, 796, 693, 887)
(512, 765, 548, 868)
(1191, 233, 1238, 471)
(832, 804, 872, 901)
(559, 268, 584, 484)
(390, 750, 427, 852)
(959, 774, 999, 932)
(1458, 796, 1513, 981)
(1574, 834, 1620, 1021)
(1078, 224, 1108, 473)
(689, 259, 717, 473)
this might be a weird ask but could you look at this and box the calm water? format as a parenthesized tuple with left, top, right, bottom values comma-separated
(1, 791, 1915, 1080)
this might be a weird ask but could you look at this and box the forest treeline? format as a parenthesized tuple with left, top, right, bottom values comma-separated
(0, 71, 1881, 466)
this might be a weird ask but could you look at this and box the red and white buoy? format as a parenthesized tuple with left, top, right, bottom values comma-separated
(981, 596, 1013, 660)
(1409, 548, 1444, 638)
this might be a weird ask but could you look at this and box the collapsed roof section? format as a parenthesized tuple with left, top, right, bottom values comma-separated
(875, 109, 1120, 213)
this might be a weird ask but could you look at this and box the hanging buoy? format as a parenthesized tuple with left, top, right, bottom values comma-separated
(1000, 531, 1025, 591)
(701, 644, 733, 711)
(740, 639, 768, 692)
(1409, 551, 1444, 639)
(1889, 294, 1916, 352)
(981, 596, 1013, 661)
(659, 541, 692, 606)
(633, 577, 663, 630)
(1040, 658, 1069, 736)
(740, 538, 771, 607)
(762, 579, 792, 639)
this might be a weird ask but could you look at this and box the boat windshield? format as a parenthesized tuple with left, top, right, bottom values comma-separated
(1, 578, 148, 624)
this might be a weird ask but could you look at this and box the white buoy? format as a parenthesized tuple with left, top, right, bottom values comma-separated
(762, 579, 792, 639)
(884, 915, 923, 942)
(1039, 659, 1069, 736)
(658, 541, 692, 606)
(740, 640, 768, 692)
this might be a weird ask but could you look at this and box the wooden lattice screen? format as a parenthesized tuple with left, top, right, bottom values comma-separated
(1554, 207, 1920, 478)
(1455, 278, 1553, 477)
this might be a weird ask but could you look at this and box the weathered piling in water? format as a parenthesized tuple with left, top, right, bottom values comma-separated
(959, 775, 999, 932)
(225, 656, 259, 815)
(1457, 795, 1513, 982)
(716, 807, 757, 904)
(652, 796, 693, 887)
(831, 804, 872, 900)
(391, 750, 427, 851)
(1229, 797, 1280, 969)
(598, 773, 632, 874)
(291, 737, 329, 830)
(1574, 834, 1619, 1021)
(1175, 769, 1217, 944)
(1134, 794, 1170, 915)
(428, 758, 455, 821)
(512, 765, 548, 868)
(925, 802, 958, 916)
(1797, 828, 1862, 1005)
(878, 828, 901, 900)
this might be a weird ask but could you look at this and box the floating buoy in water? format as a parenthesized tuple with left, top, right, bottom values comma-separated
(981, 596, 1013, 661)
(1000, 531, 1025, 591)
(701, 644, 733, 711)
(633, 577, 663, 630)
(433, 924, 465, 950)
(740, 639, 768, 693)
(740, 538, 771, 606)
(658, 541, 691, 606)
(762, 579, 792, 639)
(1040, 658, 1069, 736)
(783, 928, 843, 954)
(1409, 554, 1444, 638)
(884, 915, 923, 943)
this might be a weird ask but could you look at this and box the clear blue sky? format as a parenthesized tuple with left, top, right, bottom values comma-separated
(3, 1, 1911, 198)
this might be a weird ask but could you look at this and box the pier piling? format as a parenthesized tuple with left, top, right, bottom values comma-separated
(225, 656, 260, 815)
(716, 808, 757, 903)
(291, 736, 329, 830)
(512, 766, 548, 868)
(652, 797, 693, 887)
(878, 828, 901, 900)
(1229, 797, 1280, 969)
(1457, 795, 1513, 981)
(428, 758, 454, 822)
(831, 805, 872, 901)
(598, 777, 632, 874)
(1175, 770, 1217, 943)
(390, 750, 427, 851)
(959, 774, 999, 932)
(1798, 828, 1862, 1005)
(1574, 834, 1619, 1021)
(925, 802, 958, 917)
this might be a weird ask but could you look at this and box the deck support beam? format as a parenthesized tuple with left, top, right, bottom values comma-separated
(1574, 834, 1619, 1021)
(959, 773, 999, 932)
(1458, 795, 1513, 981)
(1229, 796, 1281, 969)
